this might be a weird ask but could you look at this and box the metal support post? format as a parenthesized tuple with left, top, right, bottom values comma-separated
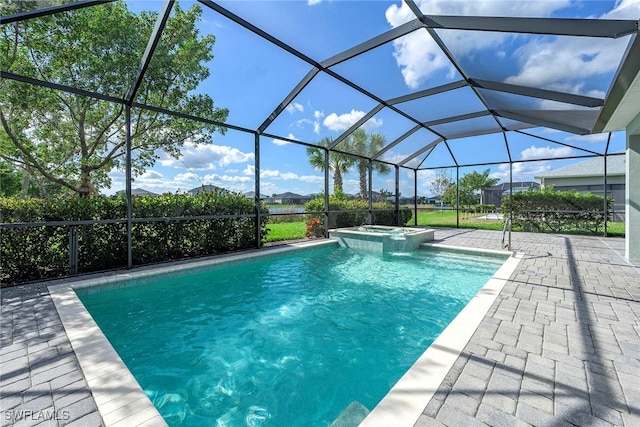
(254, 132, 262, 248)
(125, 105, 133, 269)
(68, 226, 78, 275)
(324, 149, 330, 236)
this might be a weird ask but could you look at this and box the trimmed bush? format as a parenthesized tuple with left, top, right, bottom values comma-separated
(0, 192, 268, 285)
(501, 188, 610, 234)
(304, 197, 412, 236)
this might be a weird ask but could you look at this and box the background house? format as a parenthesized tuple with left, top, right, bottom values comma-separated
(243, 191, 272, 203)
(535, 155, 625, 220)
(272, 192, 315, 205)
(482, 182, 539, 208)
(115, 188, 159, 197)
(187, 184, 226, 195)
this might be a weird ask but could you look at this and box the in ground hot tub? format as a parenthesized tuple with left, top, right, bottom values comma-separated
(329, 225, 435, 253)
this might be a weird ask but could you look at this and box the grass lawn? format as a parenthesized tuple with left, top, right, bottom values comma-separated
(264, 210, 624, 243)
(416, 210, 504, 230)
(265, 221, 307, 242)
(416, 210, 625, 236)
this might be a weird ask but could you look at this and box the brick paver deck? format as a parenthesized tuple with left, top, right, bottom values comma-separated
(1, 229, 639, 426)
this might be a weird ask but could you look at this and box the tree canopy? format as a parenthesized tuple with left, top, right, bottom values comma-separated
(350, 128, 390, 199)
(430, 170, 454, 208)
(460, 169, 500, 205)
(306, 137, 355, 198)
(0, 1, 229, 196)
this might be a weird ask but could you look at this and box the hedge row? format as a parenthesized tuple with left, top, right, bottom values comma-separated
(501, 188, 610, 234)
(1, 192, 268, 285)
(304, 197, 413, 237)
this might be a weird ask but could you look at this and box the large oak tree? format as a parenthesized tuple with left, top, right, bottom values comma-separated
(0, 1, 229, 196)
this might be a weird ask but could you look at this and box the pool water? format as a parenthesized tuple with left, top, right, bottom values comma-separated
(78, 246, 506, 426)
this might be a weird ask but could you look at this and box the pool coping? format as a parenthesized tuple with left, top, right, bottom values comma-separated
(48, 239, 521, 427)
(360, 244, 522, 427)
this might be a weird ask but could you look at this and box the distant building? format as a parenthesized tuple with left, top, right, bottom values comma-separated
(273, 192, 315, 205)
(243, 191, 271, 202)
(115, 188, 159, 197)
(187, 184, 226, 195)
(535, 155, 625, 217)
(482, 182, 540, 207)
(424, 196, 441, 205)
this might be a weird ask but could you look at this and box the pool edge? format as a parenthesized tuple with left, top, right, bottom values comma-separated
(359, 250, 524, 427)
(48, 239, 337, 427)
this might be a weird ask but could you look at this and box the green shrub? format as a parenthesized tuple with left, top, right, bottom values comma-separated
(304, 197, 412, 234)
(0, 192, 268, 285)
(501, 188, 610, 234)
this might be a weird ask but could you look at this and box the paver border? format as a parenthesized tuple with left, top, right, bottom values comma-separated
(361, 246, 523, 426)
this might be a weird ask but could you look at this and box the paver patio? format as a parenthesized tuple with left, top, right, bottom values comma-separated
(1, 228, 639, 426)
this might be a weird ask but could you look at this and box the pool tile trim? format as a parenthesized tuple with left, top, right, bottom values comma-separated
(360, 249, 523, 427)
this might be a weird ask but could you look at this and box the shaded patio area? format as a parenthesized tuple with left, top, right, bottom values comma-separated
(1, 228, 639, 426)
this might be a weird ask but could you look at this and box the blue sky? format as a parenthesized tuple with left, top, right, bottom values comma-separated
(106, 0, 640, 197)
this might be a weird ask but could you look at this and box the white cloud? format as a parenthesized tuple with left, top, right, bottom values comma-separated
(160, 142, 254, 170)
(172, 172, 200, 185)
(260, 169, 324, 184)
(493, 161, 553, 182)
(243, 164, 255, 175)
(313, 110, 324, 134)
(565, 133, 610, 143)
(323, 109, 383, 132)
(194, 173, 253, 193)
(504, 0, 639, 94)
(139, 170, 163, 180)
(294, 112, 324, 134)
(308, 0, 322, 5)
(295, 118, 313, 128)
(273, 133, 299, 146)
(104, 169, 198, 195)
(286, 102, 304, 114)
(520, 145, 575, 161)
(384, 0, 572, 88)
(386, 29, 453, 89)
(133, 170, 183, 191)
(324, 111, 360, 132)
(342, 178, 359, 195)
(603, 0, 640, 19)
(363, 117, 383, 130)
(504, 37, 630, 93)
(383, 151, 412, 165)
(202, 173, 252, 184)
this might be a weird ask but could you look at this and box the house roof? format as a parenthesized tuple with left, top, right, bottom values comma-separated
(276, 192, 310, 198)
(486, 182, 539, 191)
(187, 185, 226, 195)
(536, 154, 626, 179)
(243, 191, 268, 199)
(115, 188, 159, 197)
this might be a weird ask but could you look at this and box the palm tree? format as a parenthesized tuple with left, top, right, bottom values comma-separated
(460, 169, 500, 205)
(350, 128, 390, 199)
(306, 137, 355, 198)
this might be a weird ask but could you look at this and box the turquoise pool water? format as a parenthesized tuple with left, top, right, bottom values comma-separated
(78, 245, 506, 426)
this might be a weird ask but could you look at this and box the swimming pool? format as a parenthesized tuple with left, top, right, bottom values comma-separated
(75, 243, 509, 427)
